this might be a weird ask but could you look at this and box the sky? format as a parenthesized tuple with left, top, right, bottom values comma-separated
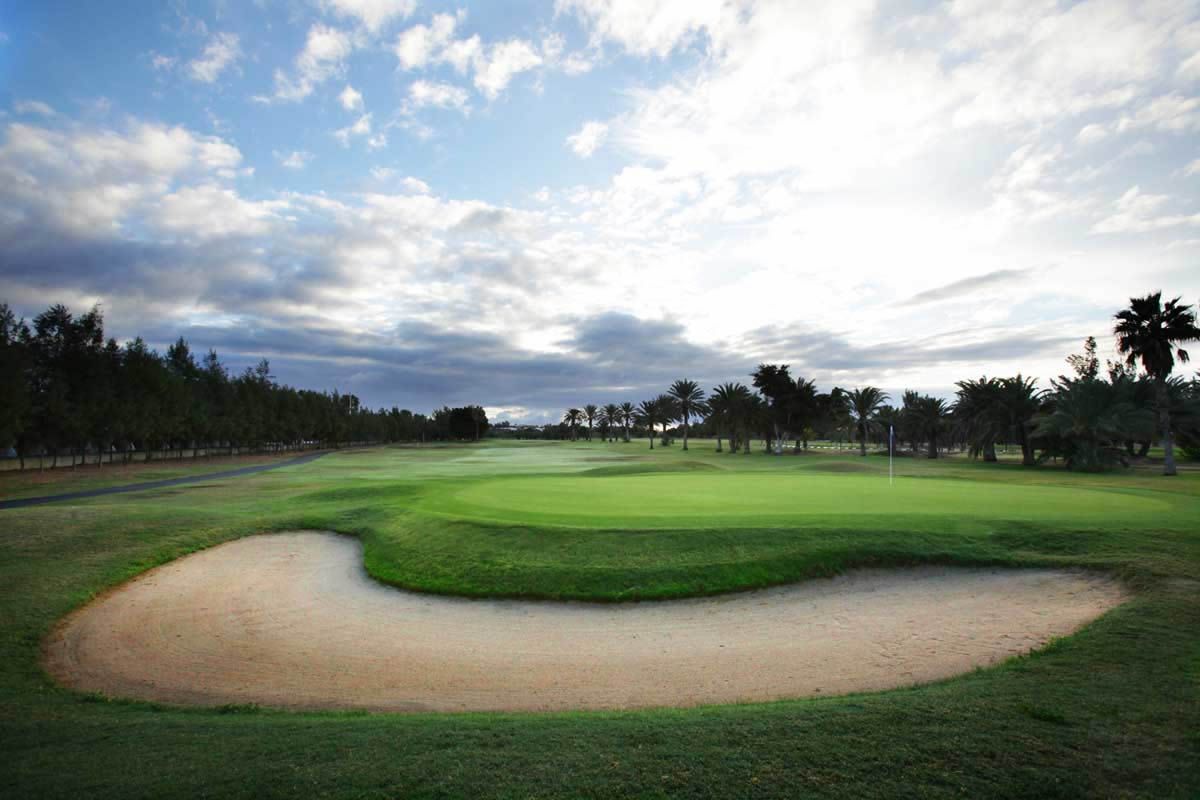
(0, 0, 1198, 422)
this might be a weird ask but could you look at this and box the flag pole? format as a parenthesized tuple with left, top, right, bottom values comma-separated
(889, 424, 894, 486)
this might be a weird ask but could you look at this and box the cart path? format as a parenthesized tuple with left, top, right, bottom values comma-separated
(44, 531, 1127, 713)
(0, 452, 328, 510)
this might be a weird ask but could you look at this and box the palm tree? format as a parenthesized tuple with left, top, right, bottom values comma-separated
(562, 408, 582, 441)
(953, 377, 1003, 462)
(906, 394, 949, 458)
(655, 394, 679, 443)
(602, 403, 620, 441)
(1035, 377, 1152, 471)
(619, 401, 635, 442)
(708, 383, 736, 452)
(668, 379, 705, 451)
(636, 399, 659, 449)
(997, 375, 1044, 466)
(1114, 292, 1200, 475)
(847, 386, 889, 456)
(744, 394, 768, 454)
(583, 404, 598, 442)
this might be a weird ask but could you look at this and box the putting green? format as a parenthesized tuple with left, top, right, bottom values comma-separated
(419, 472, 1170, 528)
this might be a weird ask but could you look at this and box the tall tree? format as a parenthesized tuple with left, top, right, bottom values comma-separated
(668, 379, 705, 451)
(997, 375, 1044, 466)
(0, 305, 32, 465)
(636, 399, 659, 449)
(751, 363, 794, 454)
(847, 387, 889, 456)
(619, 401, 635, 442)
(562, 408, 582, 441)
(953, 377, 1003, 462)
(583, 404, 598, 442)
(602, 403, 620, 441)
(1113, 292, 1200, 475)
(654, 394, 679, 443)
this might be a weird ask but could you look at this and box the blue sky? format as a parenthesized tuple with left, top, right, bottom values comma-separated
(1, 0, 1198, 421)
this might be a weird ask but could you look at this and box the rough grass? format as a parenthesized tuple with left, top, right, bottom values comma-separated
(1, 440, 1198, 798)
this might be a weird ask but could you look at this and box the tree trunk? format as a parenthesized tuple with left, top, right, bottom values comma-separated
(1136, 440, 1150, 458)
(1159, 380, 1177, 476)
(859, 423, 867, 457)
(715, 430, 722, 453)
(983, 441, 997, 462)
(927, 437, 938, 459)
(648, 429, 654, 449)
(682, 414, 689, 451)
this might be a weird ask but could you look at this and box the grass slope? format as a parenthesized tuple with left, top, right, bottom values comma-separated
(1, 440, 1198, 798)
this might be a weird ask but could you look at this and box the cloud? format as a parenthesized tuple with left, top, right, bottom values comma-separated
(188, 32, 241, 83)
(1092, 186, 1200, 234)
(275, 150, 314, 169)
(14, 100, 55, 117)
(322, 0, 416, 33)
(555, 0, 734, 58)
(407, 80, 471, 113)
(334, 113, 374, 145)
(269, 24, 354, 102)
(339, 84, 364, 111)
(566, 120, 608, 157)
(472, 39, 543, 98)
(149, 52, 177, 71)
(401, 176, 431, 194)
(394, 12, 460, 69)
(392, 14, 550, 99)
(904, 268, 1038, 305)
(153, 184, 287, 239)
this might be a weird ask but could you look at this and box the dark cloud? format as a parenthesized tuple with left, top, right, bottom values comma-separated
(902, 267, 1038, 305)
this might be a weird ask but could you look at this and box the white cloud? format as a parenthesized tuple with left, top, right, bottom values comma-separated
(394, 13, 459, 69)
(150, 52, 176, 71)
(322, 0, 416, 33)
(335, 113, 373, 145)
(407, 80, 471, 112)
(1093, 186, 1200, 234)
(339, 84, 364, 111)
(275, 150, 314, 169)
(1076, 123, 1107, 144)
(401, 176, 431, 193)
(0, 120, 245, 235)
(473, 39, 542, 98)
(566, 121, 608, 157)
(271, 25, 354, 102)
(154, 184, 286, 238)
(14, 100, 55, 117)
(392, 14, 567, 99)
(188, 32, 241, 83)
(556, 0, 736, 58)
(1185, 159, 1200, 176)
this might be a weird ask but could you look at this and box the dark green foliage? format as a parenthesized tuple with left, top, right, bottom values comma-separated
(0, 303, 446, 465)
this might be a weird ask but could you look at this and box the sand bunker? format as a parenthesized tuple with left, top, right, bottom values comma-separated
(44, 532, 1126, 713)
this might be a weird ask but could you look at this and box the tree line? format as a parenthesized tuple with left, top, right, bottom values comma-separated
(558, 293, 1200, 475)
(0, 303, 490, 469)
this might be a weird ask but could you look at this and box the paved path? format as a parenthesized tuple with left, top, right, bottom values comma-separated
(44, 531, 1127, 713)
(0, 451, 328, 511)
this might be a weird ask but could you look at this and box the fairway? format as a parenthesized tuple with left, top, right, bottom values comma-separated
(423, 470, 1171, 528)
(3, 442, 1199, 798)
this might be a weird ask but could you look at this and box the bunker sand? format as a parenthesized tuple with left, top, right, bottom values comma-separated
(44, 532, 1126, 713)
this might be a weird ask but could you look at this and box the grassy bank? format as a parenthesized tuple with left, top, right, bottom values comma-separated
(1, 441, 1197, 798)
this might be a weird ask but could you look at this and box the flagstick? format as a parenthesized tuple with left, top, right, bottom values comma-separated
(889, 424, 894, 486)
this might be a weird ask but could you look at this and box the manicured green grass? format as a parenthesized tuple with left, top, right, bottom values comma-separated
(1, 440, 1198, 798)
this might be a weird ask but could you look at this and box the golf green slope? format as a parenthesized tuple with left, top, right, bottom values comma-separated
(417, 471, 1170, 529)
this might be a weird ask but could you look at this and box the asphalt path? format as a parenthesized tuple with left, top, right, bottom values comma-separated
(0, 451, 328, 511)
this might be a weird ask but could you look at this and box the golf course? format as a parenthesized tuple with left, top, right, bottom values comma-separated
(3, 440, 1198, 798)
